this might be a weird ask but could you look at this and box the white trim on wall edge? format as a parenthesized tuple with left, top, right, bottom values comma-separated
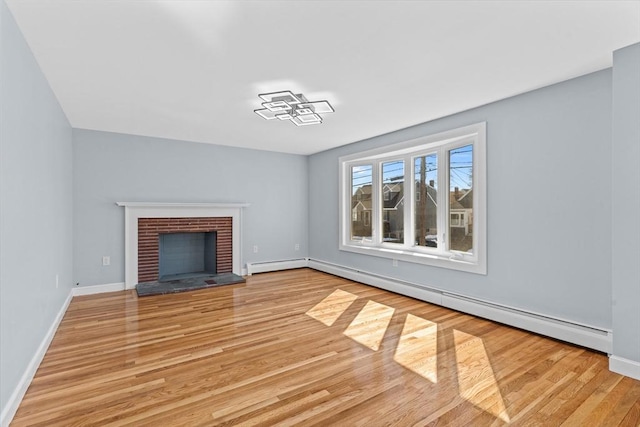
(307, 259, 612, 354)
(609, 355, 640, 380)
(308, 259, 442, 305)
(441, 294, 611, 353)
(73, 282, 125, 296)
(246, 258, 309, 275)
(0, 291, 73, 427)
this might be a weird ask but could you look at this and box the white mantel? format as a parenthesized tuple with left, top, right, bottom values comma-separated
(117, 202, 249, 289)
(116, 202, 250, 208)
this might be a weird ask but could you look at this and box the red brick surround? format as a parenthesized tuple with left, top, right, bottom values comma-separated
(138, 217, 232, 283)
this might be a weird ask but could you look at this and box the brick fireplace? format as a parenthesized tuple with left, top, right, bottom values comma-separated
(138, 217, 232, 283)
(117, 202, 248, 289)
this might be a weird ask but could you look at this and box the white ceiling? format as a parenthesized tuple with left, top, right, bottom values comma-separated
(6, 1, 640, 155)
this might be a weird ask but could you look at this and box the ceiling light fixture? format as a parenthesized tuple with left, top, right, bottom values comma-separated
(254, 91, 334, 126)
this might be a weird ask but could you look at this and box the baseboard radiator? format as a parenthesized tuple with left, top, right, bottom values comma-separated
(246, 258, 309, 276)
(307, 258, 612, 354)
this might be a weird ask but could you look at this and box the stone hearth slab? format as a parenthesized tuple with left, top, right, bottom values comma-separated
(136, 273, 245, 297)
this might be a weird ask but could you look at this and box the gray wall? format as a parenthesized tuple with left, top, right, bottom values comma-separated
(612, 43, 640, 364)
(73, 129, 308, 287)
(0, 0, 73, 413)
(309, 69, 613, 330)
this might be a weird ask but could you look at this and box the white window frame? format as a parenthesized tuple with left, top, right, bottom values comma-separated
(339, 122, 487, 274)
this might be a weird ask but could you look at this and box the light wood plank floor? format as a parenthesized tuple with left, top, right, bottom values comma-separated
(11, 269, 640, 426)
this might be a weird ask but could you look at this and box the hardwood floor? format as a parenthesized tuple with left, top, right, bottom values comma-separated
(11, 269, 640, 426)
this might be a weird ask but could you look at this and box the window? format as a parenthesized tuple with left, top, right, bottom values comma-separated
(339, 123, 486, 274)
(350, 164, 372, 241)
(382, 160, 404, 243)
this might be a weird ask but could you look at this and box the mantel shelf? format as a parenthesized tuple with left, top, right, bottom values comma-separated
(116, 202, 250, 208)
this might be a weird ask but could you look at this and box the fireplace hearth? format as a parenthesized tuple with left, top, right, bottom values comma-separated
(136, 272, 246, 296)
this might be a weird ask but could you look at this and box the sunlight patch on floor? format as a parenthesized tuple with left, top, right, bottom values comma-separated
(453, 329, 510, 423)
(393, 314, 438, 383)
(343, 300, 395, 351)
(305, 289, 359, 326)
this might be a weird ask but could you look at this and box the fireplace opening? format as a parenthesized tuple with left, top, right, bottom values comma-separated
(158, 232, 217, 281)
(137, 216, 232, 284)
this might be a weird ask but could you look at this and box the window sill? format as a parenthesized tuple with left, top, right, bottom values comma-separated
(339, 243, 486, 275)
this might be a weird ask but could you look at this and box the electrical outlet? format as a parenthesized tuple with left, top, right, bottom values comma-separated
(295, 243, 300, 251)
(55, 274, 59, 289)
(392, 259, 398, 267)
(102, 256, 110, 266)
(253, 245, 258, 253)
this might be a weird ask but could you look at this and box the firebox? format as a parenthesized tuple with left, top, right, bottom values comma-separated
(158, 232, 217, 281)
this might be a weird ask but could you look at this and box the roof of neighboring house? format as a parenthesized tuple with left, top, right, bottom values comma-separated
(451, 188, 472, 210)
(458, 189, 472, 209)
(352, 199, 372, 211)
(417, 184, 438, 206)
(354, 184, 372, 200)
(381, 182, 402, 208)
(353, 182, 442, 211)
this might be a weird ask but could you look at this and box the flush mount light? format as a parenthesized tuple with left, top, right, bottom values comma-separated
(254, 91, 334, 126)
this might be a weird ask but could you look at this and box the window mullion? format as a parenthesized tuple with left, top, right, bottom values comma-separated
(405, 154, 414, 249)
(438, 146, 448, 253)
(372, 160, 381, 245)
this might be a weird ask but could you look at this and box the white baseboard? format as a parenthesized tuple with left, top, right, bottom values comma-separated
(308, 259, 442, 305)
(73, 282, 125, 296)
(307, 259, 612, 354)
(246, 258, 309, 275)
(0, 290, 73, 427)
(609, 355, 640, 380)
(441, 294, 612, 353)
